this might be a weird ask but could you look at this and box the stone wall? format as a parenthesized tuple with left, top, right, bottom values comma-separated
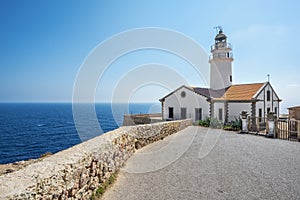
(0, 119, 192, 200)
(123, 113, 163, 126)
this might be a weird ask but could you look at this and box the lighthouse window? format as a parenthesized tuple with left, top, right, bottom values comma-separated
(230, 75, 232, 82)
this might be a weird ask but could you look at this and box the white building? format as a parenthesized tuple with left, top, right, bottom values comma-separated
(159, 28, 281, 123)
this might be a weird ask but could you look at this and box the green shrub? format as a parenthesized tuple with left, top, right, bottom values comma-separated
(231, 117, 242, 130)
(198, 117, 242, 130)
(198, 117, 222, 128)
(224, 118, 241, 131)
(198, 117, 210, 127)
(210, 117, 222, 128)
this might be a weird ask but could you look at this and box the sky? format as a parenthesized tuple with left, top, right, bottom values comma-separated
(0, 0, 299, 113)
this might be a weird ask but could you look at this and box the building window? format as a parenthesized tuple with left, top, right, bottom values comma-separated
(230, 75, 232, 82)
(181, 107, 187, 119)
(168, 107, 174, 119)
(195, 108, 202, 121)
(267, 90, 271, 101)
(218, 108, 223, 121)
(267, 107, 270, 114)
(275, 107, 277, 114)
(259, 108, 262, 122)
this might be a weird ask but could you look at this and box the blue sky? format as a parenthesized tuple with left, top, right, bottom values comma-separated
(0, 0, 299, 112)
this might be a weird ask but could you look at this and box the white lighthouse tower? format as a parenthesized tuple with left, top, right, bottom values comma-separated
(209, 27, 233, 90)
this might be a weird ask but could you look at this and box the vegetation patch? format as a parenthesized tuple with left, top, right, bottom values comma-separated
(198, 117, 223, 128)
(198, 117, 241, 131)
(223, 118, 242, 131)
(91, 172, 118, 200)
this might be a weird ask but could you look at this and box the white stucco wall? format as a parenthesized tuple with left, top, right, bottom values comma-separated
(162, 86, 210, 122)
(210, 60, 232, 90)
(256, 101, 264, 118)
(228, 103, 251, 121)
(256, 83, 280, 117)
(213, 102, 225, 122)
(162, 83, 281, 123)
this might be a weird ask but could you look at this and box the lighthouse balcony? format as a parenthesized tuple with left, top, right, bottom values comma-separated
(209, 52, 233, 60)
(211, 42, 232, 51)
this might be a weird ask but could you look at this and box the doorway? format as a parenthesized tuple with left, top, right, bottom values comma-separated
(168, 107, 174, 119)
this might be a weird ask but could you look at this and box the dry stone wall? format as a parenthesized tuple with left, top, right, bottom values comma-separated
(0, 119, 192, 200)
(123, 113, 163, 126)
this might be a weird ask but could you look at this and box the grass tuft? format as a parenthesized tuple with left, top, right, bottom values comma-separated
(94, 172, 118, 199)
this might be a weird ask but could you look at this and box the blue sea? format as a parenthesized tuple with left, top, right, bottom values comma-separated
(0, 103, 161, 164)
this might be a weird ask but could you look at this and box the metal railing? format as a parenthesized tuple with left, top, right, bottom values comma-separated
(247, 117, 267, 134)
(209, 52, 233, 60)
(246, 117, 300, 141)
(277, 119, 299, 141)
(211, 42, 232, 51)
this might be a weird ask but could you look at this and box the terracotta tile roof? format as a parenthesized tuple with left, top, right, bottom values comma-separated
(159, 83, 268, 102)
(215, 83, 265, 101)
(288, 106, 300, 110)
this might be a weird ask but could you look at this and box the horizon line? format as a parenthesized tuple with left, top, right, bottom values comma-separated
(0, 101, 161, 104)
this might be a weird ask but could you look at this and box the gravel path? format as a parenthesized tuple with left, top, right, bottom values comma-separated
(102, 126, 300, 200)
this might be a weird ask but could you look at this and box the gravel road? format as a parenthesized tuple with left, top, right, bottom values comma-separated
(102, 126, 300, 200)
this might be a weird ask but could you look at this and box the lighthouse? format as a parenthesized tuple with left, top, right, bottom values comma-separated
(209, 27, 233, 90)
(160, 27, 281, 124)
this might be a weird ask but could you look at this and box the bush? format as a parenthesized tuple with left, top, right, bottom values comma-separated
(210, 117, 222, 128)
(224, 118, 241, 131)
(198, 117, 210, 127)
(198, 117, 241, 131)
(198, 117, 222, 128)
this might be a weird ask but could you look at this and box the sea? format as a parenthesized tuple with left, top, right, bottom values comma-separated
(0, 103, 161, 164)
